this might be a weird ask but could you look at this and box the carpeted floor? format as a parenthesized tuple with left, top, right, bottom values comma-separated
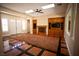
(3, 33, 69, 56)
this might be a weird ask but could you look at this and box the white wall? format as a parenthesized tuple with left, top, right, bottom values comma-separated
(0, 6, 65, 36)
(0, 6, 31, 18)
(0, 13, 4, 55)
(64, 4, 77, 55)
(73, 4, 79, 55)
(9, 17, 16, 35)
(16, 19, 22, 33)
(27, 20, 30, 33)
(35, 16, 48, 35)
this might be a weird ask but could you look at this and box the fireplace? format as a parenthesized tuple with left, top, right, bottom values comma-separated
(37, 26, 46, 35)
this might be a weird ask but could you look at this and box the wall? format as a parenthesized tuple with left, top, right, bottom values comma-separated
(36, 16, 48, 35)
(0, 6, 31, 18)
(0, 13, 4, 55)
(27, 20, 30, 33)
(73, 4, 79, 55)
(0, 6, 65, 35)
(0, 6, 32, 36)
(30, 18, 33, 34)
(33, 14, 65, 35)
(64, 4, 77, 55)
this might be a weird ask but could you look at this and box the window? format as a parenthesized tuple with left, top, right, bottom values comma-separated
(22, 20, 26, 30)
(2, 18, 8, 32)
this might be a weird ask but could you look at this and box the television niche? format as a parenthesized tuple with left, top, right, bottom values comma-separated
(52, 23, 60, 28)
(49, 22, 64, 30)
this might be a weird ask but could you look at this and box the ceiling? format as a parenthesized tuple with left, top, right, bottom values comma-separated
(0, 3, 68, 17)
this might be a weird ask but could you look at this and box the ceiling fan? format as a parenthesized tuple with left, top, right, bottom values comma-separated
(35, 9, 44, 13)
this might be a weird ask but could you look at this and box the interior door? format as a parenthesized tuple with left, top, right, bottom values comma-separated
(33, 20, 37, 34)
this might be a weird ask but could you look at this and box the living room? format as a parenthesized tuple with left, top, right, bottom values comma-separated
(0, 3, 79, 56)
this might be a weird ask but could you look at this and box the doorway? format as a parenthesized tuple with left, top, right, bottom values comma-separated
(33, 20, 37, 34)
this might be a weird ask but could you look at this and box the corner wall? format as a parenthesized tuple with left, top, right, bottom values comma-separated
(0, 13, 4, 55)
(73, 4, 79, 55)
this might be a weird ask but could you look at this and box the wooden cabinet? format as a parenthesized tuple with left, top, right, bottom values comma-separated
(48, 17, 64, 38)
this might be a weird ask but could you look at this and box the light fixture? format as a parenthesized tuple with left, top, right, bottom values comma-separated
(42, 4, 55, 9)
(25, 10, 34, 13)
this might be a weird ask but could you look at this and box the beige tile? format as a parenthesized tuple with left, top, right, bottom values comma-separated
(42, 50, 56, 56)
(5, 48, 21, 56)
(61, 48, 69, 55)
(10, 40, 19, 44)
(27, 47, 41, 56)
(21, 53, 29, 56)
(61, 43, 67, 48)
(19, 44, 31, 50)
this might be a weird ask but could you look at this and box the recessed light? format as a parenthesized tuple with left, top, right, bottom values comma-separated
(25, 10, 34, 13)
(42, 4, 55, 9)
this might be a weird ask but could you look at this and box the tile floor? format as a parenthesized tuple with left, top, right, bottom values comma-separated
(4, 39, 57, 56)
(60, 38, 69, 56)
(27, 47, 42, 56)
(3, 35, 69, 56)
(41, 50, 56, 56)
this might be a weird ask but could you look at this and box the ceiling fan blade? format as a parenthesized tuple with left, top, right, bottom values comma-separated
(36, 9, 39, 11)
(39, 12, 43, 13)
(35, 9, 44, 13)
(39, 10, 42, 12)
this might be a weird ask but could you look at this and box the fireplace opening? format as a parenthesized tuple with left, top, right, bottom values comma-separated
(37, 26, 46, 35)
